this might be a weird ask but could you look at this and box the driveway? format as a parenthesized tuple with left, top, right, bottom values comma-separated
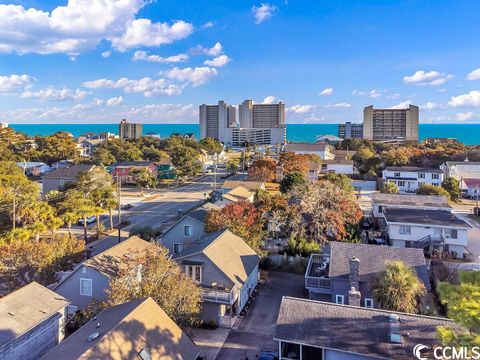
(216, 271, 306, 360)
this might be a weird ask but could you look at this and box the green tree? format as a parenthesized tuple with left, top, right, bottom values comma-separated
(226, 158, 240, 174)
(442, 177, 460, 202)
(280, 172, 307, 193)
(106, 244, 201, 327)
(130, 167, 158, 189)
(17, 201, 63, 240)
(381, 181, 399, 194)
(199, 137, 223, 154)
(373, 260, 426, 313)
(169, 145, 202, 179)
(416, 184, 450, 198)
(437, 271, 480, 347)
(324, 173, 353, 192)
(35, 132, 78, 164)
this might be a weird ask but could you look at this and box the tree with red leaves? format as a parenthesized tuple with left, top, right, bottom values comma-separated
(204, 201, 266, 253)
(248, 158, 277, 182)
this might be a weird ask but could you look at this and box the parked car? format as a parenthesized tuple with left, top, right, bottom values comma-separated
(77, 215, 97, 226)
(257, 349, 279, 360)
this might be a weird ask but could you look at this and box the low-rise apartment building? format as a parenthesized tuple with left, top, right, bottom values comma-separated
(42, 164, 95, 194)
(382, 166, 444, 192)
(283, 142, 335, 160)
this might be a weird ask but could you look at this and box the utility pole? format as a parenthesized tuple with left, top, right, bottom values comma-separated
(213, 153, 217, 191)
(12, 193, 16, 230)
(117, 175, 122, 243)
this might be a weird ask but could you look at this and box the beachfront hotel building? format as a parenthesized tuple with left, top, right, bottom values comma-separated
(363, 105, 419, 143)
(119, 119, 142, 140)
(338, 121, 364, 139)
(199, 100, 286, 147)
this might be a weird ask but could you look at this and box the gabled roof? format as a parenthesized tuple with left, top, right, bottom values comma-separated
(61, 236, 154, 282)
(284, 143, 330, 152)
(0, 282, 70, 349)
(175, 229, 260, 288)
(322, 159, 354, 165)
(111, 161, 154, 167)
(16, 161, 48, 168)
(80, 139, 105, 146)
(383, 208, 470, 229)
(463, 178, 480, 188)
(385, 166, 443, 173)
(156, 158, 172, 166)
(223, 180, 265, 191)
(41, 298, 199, 360)
(371, 193, 451, 209)
(275, 297, 456, 360)
(42, 164, 95, 180)
(222, 186, 255, 203)
(444, 161, 480, 166)
(328, 242, 430, 290)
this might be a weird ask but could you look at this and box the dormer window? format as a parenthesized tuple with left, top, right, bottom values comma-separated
(186, 265, 202, 284)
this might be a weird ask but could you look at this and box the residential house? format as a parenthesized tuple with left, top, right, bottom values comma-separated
(50, 159, 74, 170)
(79, 138, 105, 157)
(41, 298, 200, 360)
(109, 161, 157, 184)
(0, 282, 70, 360)
(333, 149, 356, 161)
(440, 160, 480, 180)
(382, 166, 444, 193)
(274, 296, 457, 360)
(320, 159, 354, 175)
(159, 203, 221, 255)
(16, 161, 51, 176)
(54, 236, 153, 310)
(283, 142, 335, 160)
(42, 164, 95, 194)
(382, 208, 471, 258)
(156, 157, 176, 179)
(213, 186, 255, 208)
(198, 149, 227, 167)
(463, 178, 480, 198)
(370, 193, 452, 220)
(305, 242, 430, 307)
(174, 229, 260, 327)
(222, 180, 265, 192)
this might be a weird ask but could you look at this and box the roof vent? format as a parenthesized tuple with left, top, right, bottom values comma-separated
(389, 314, 402, 344)
(88, 332, 100, 342)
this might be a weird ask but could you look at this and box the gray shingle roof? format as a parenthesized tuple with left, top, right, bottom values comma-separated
(42, 164, 94, 179)
(275, 297, 457, 360)
(187, 203, 221, 223)
(385, 166, 443, 173)
(328, 242, 431, 290)
(371, 193, 451, 209)
(285, 143, 330, 152)
(383, 208, 470, 228)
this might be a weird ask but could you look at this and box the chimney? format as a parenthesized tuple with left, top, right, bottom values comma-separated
(348, 286, 361, 307)
(349, 256, 360, 290)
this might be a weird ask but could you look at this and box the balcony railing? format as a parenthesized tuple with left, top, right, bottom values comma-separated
(305, 276, 331, 289)
(305, 253, 332, 291)
(201, 286, 237, 304)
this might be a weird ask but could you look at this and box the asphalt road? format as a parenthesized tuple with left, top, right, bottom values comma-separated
(216, 271, 306, 360)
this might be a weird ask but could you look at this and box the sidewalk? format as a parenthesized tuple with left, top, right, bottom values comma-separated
(191, 327, 230, 360)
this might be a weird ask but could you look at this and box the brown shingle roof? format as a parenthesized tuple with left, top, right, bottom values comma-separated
(285, 143, 330, 152)
(222, 186, 255, 203)
(41, 298, 199, 360)
(0, 282, 70, 348)
(275, 297, 456, 360)
(42, 164, 95, 180)
(222, 180, 265, 191)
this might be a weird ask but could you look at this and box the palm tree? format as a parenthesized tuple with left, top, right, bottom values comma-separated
(372, 260, 426, 313)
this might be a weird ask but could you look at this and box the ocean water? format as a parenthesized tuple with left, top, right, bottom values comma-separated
(8, 123, 480, 145)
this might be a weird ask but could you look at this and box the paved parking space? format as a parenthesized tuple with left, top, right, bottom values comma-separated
(216, 271, 306, 360)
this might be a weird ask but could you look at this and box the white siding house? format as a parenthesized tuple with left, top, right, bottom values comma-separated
(382, 167, 444, 193)
(320, 160, 354, 175)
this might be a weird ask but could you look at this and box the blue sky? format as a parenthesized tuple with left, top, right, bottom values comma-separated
(1, 0, 480, 124)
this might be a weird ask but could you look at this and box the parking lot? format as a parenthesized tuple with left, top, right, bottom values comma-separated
(215, 271, 305, 360)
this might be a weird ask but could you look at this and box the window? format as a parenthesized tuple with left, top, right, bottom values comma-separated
(432, 173, 440, 180)
(397, 181, 405, 187)
(335, 294, 344, 304)
(394, 172, 401, 177)
(364, 298, 374, 308)
(419, 173, 425, 179)
(378, 205, 383, 213)
(80, 278, 92, 296)
(184, 225, 193, 237)
(432, 183, 440, 187)
(173, 243, 183, 254)
(445, 229, 458, 239)
(399, 225, 411, 235)
(186, 265, 202, 284)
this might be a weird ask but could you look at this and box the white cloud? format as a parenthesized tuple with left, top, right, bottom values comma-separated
(190, 42, 223, 57)
(163, 66, 218, 87)
(101, 50, 111, 58)
(352, 89, 382, 98)
(0, 74, 35, 93)
(110, 19, 193, 52)
(403, 70, 454, 86)
(203, 55, 231, 67)
(106, 96, 123, 106)
(319, 88, 333, 96)
(455, 112, 476, 121)
(387, 93, 400, 99)
(420, 102, 443, 110)
(83, 77, 182, 97)
(20, 87, 89, 101)
(202, 21, 214, 28)
(132, 50, 189, 63)
(0, 1, 193, 55)
(287, 104, 314, 114)
(252, 3, 277, 24)
(448, 90, 480, 108)
(391, 100, 412, 109)
(467, 68, 480, 81)
(262, 96, 277, 104)
(322, 103, 351, 108)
